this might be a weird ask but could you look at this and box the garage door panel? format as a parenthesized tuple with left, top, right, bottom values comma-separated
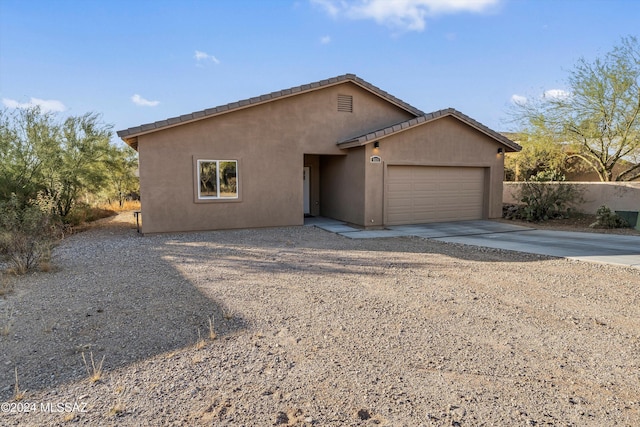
(387, 166, 485, 225)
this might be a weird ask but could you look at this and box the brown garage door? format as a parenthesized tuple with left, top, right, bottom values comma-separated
(386, 166, 485, 225)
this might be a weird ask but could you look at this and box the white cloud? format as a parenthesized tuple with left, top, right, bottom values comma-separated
(312, 0, 501, 32)
(311, 0, 342, 16)
(510, 94, 527, 105)
(2, 97, 66, 112)
(510, 89, 570, 106)
(194, 50, 220, 64)
(131, 94, 160, 107)
(544, 89, 570, 99)
(320, 35, 332, 44)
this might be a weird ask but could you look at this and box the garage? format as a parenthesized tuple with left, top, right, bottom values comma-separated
(386, 166, 485, 225)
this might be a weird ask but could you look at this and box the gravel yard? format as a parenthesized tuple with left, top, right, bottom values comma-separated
(1, 212, 639, 426)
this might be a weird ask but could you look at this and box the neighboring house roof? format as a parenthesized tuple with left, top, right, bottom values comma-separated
(338, 108, 522, 152)
(117, 73, 425, 150)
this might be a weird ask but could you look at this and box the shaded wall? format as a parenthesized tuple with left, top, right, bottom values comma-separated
(303, 154, 321, 217)
(320, 150, 365, 225)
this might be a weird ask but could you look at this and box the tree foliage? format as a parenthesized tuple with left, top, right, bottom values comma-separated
(0, 108, 60, 204)
(504, 132, 569, 181)
(0, 107, 138, 219)
(104, 145, 139, 208)
(512, 36, 640, 181)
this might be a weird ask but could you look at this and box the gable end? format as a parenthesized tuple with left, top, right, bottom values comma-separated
(117, 73, 424, 150)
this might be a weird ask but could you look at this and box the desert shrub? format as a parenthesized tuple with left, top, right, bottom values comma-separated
(502, 203, 524, 220)
(0, 194, 61, 274)
(589, 205, 629, 229)
(510, 171, 583, 222)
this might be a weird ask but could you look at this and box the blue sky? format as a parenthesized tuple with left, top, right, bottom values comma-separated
(1, 0, 638, 145)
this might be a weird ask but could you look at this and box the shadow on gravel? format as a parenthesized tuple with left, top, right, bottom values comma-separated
(0, 221, 555, 401)
(0, 223, 247, 401)
(156, 226, 556, 272)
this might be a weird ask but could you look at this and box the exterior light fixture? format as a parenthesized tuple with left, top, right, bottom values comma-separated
(374, 141, 380, 149)
(497, 147, 504, 154)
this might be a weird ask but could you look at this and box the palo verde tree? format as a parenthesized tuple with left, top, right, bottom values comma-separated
(104, 144, 139, 208)
(504, 131, 569, 181)
(512, 36, 640, 181)
(47, 113, 114, 217)
(0, 107, 61, 205)
(0, 106, 136, 219)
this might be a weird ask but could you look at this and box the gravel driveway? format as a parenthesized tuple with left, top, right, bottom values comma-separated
(1, 212, 639, 426)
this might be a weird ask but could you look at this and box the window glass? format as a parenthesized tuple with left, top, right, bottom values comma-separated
(198, 160, 238, 199)
(199, 161, 218, 197)
(219, 161, 237, 198)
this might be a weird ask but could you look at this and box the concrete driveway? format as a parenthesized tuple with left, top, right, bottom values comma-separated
(307, 218, 640, 268)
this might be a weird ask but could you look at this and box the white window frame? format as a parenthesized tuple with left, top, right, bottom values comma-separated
(197, 159, 239, 200)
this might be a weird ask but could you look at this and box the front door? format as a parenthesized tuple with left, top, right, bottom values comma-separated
(303, 167, 310, 215)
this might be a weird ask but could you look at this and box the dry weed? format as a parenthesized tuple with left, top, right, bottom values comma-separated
(0, 273, 15, 297)
(41, 319, 55, 334)
(108, 376, 127, 417)
(108, 402, 126, 417)
(195, 329, 206, 350)
(98, 200, 141, 212)
(14, 367, 26, 401)
(165, 350, 179, 359)
(1, 308, 14, 336)
(208, 315, 217, 340)
(82, 352, 105, 383)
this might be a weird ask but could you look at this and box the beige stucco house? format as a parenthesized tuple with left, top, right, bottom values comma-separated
(117, 74, 520, 234)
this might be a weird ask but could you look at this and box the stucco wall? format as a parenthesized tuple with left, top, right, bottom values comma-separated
(365, 116, 506, 222)
(503, 182, 640, 213)
(137, 82, 414, 233)
(320, 150, 365, 225)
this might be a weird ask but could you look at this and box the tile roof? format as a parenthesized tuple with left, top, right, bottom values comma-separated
(117, 73, 425, 149)
(337, 108, 522, 152)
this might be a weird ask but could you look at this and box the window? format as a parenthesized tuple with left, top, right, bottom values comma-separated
(197, 160, 238, 199)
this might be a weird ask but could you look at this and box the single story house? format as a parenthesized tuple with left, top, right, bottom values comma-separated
(117, 74, 521, 234)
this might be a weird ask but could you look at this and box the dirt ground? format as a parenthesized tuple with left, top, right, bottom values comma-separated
(1, 212, 639, 426)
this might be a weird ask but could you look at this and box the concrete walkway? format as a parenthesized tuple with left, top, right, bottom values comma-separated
(305, 217, 640, 268)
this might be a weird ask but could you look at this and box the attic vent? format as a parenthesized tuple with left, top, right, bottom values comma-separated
(337, 94, 353, 113)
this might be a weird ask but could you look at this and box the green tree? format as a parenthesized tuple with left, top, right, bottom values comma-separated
(504, 132, 568, 181)
(512, 36, 640, 181)
(104, 145, 139, 207)
(0, 107, 123, 218)
(45, 113, 113, 217)
(0, 108, 60, 205)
